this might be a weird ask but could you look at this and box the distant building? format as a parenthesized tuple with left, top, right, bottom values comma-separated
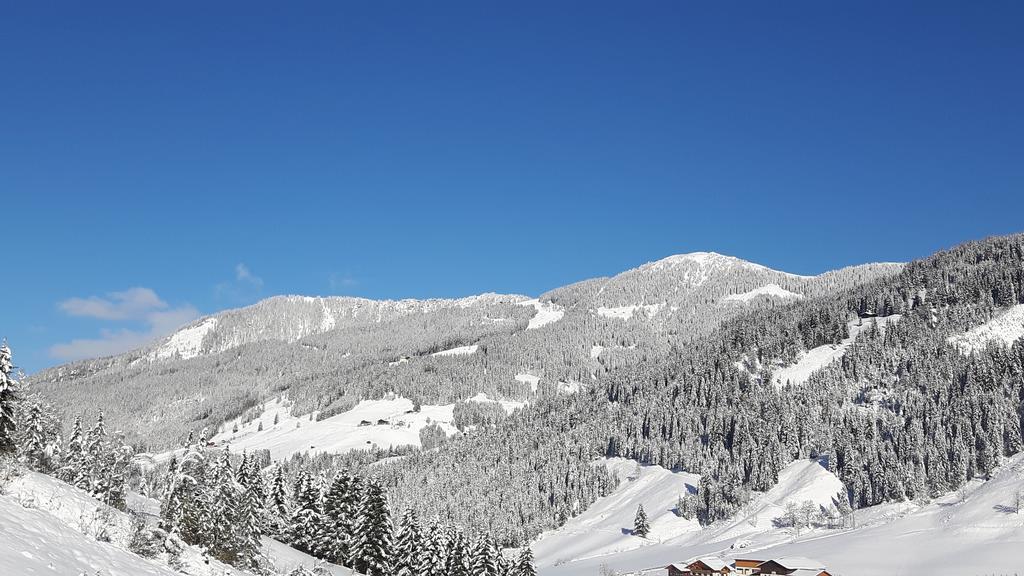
(685, 556, 732, 575)
(754, 557, 831, 576)
(666, 563, 692, 576)
(666, 556, 830, 576)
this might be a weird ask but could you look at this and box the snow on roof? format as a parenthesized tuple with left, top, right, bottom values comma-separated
(689, 556, 729, 570)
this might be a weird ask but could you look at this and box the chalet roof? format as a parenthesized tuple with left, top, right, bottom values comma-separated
(789, 570, 827, 576)
(688, 556, 729, 571)
(771, 557, 825, 570)
(667, 563, 691, 572)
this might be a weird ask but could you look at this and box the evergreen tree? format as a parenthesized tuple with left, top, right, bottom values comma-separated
(350, 479, 392, 576)
(393, 508, 424, 576)
(0, 342, 18, 455)
(633, 504, 649, 537)
(58, 415, 88, 488)
(318, 470, 358, 564)
(285, 470, 323, 555)
(513, 547, 536, 576)
(20, 401, 51, 470)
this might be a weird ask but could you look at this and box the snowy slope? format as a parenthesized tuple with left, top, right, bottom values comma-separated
(538, 454, 1024, 576)
(536, 458, 846, 575)
(948, 304, 1024, 354)
(722, 284, 804, 303)
(0, 471, 252, 576)
(209, 393, 524, 460)
(771, 316, 900, 388)
(210, 396, 459, 460)
(0, 494, 179, 576)
(532, 459, 700, 566)
(520, 299, 565, 330)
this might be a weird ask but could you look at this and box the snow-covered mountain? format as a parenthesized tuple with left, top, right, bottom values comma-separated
(30, 253, 900, 451)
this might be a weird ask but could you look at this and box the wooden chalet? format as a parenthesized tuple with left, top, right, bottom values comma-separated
(686, 556, 732, 575)
(666, 556, 830, 576)
(752, 557, 831, 576)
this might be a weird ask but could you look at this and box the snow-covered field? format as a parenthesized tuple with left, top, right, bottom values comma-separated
(210, 393, 524, 460)
(431, 344, 479, 357)
(520, 299, 565, 330)
(721, 284, 803, 303)
(772, 316, 900, 388)
(948, 303, 1024, 354)
(532, 458, 700, 566)
(596, 303, 664, 321)
(536, 453, 1024, 576)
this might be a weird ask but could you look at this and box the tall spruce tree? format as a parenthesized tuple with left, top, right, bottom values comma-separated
(0, 342, 18, 455)
(350, 479, 392, 576)
(633, 504, 650, 537)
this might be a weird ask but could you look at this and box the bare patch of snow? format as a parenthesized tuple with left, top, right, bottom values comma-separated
(772, 316, 900, 388)
(590, 345, 604, 359)
(722, 284, 804, 303)
(210, 396, 458, 460)
(151, 317, 216, 360)
(466, 392, 526, 413)
(431, 344, 479, 357)
(520, 299, 566, 330)
(596, 303, 665, 321)
(516, 373, 541, 392)
(948, 304, 1024, 354)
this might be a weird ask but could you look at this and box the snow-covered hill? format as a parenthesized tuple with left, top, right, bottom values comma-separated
(0, 470, 357, 576)
(535, 453, 1024, 576)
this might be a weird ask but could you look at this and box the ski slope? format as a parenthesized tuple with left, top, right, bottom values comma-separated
(772, 316, 900, 388)
(948, 303, 1024, 354)
(536, 458, 848, 576)
(537, 454, 1024, 576)
(531, 458, 700, 566)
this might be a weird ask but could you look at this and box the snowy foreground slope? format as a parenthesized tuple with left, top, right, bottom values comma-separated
(0, 471, 353, 576)
(536, 454, 1024, 576)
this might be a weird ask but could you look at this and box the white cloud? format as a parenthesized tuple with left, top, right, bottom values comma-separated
(59, 287, 167, 321)
(216, 263, 264, 302)
(234, 263, 263, 288)
(50, 288, 199, 362)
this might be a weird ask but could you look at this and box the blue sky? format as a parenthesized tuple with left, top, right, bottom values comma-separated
(3, 1, 1023, 373)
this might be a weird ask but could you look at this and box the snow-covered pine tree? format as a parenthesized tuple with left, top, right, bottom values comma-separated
(161, 443, 210, 545)
(444, 527, 469, 576)
(350, 479, 392, 576)
(633, 504, 650, 537)
(21, 401, 51, 471)
(0, 341, 18, 455)
(487, 536, 508, 576)
(269, 464, 291, 534)
(318, 470, 358, 564)
(285, 470, 324, 555)
(58, 415, 87, 487)
(208, 450, 243, 560)
(235, 465, 265, 571)
(392, 508, 424, 576)
(513, 547, 536, 576)
(469, 536, 497, 576)
(423, 522, 448, 576)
